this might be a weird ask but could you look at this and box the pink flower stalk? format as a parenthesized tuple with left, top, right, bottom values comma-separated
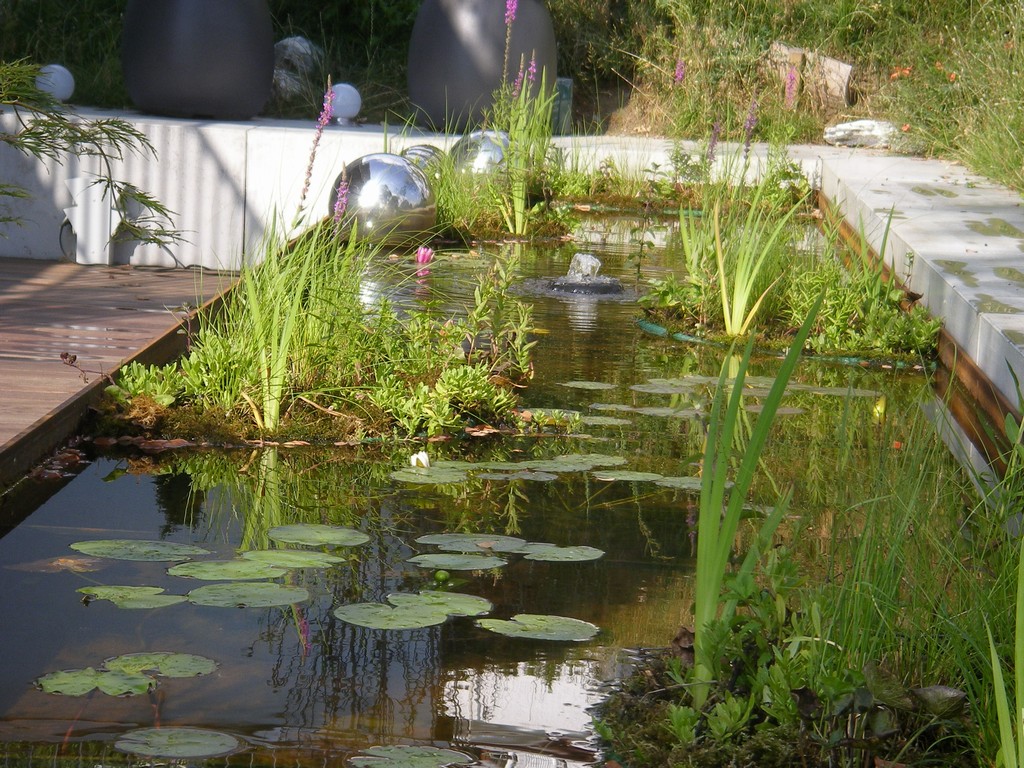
(332, 179, 349, 225)
(784, 66, 798, 109)
(674, 58, 686, 85)
(415, 245, 434, 265)
(512, 64, 525, 98)
(505, 0, 518, 26)
(298, 86, 336, 212)
(526, 54, 537, 85)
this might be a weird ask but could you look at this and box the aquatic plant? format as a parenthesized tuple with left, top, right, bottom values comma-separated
(690, 294, 820, 709)
(987, 532, 1024, 768)
(240, 224, 315, 432)
(488, 66, 556, 236)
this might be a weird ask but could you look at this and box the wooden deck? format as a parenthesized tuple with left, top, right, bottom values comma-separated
(0, 258, 235, 488)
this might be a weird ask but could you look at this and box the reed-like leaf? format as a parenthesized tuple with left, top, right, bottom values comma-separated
(692, 292, 822, 709)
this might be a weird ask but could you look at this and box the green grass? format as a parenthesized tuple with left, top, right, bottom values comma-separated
(3, 0, 1022, 191)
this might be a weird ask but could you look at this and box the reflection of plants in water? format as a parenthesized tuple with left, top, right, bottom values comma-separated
(160, 447, 401, 554)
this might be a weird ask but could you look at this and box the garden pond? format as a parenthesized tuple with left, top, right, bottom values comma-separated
(0, 220, 955, 767)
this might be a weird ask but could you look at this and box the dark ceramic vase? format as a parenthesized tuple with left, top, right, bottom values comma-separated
(121, 0, 274, 120)
(407, 0, 557, 130)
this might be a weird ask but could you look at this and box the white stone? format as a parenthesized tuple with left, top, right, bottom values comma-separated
(823, 120, 899, 148)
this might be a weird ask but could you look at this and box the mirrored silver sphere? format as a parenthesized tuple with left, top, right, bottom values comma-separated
(400, 143, 446, 184)
(329, 153, 436, 244)
(450, 130, 509, 175)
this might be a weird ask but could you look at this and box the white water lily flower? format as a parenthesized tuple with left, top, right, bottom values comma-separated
(410, 451, 430, 468)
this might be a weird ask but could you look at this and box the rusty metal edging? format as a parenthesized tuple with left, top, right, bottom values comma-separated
(818, 190, 1019, 464)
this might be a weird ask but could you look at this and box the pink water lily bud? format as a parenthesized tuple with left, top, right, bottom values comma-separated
(415, 246, 434, 265)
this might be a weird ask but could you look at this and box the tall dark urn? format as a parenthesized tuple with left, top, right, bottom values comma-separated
(407, 0, 557, 130)
(121, 0, 274, 120)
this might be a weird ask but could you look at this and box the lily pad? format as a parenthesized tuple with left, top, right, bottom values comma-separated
(514, 543, 605, 562)
(477, 470, 560, 482)
(241, 549, 343, 568)
(104, 652, 217, 678)
(520, 453, 628, 473)
(333, 602, 449, 629)
(37, 667, 155, 697)
(630, 377, 712, 394)
(559, 380, 617, 390)
(589, 402, 634, 412)
(267, 524, 370, 548)
(188, 582, 309, 608)
(167, 559, 288, 581)
(387, 590, 492, 616)
(114, 727, 242, 759)
(477, 613, 600, 641)
(69, 539, 210, 562)
(348, 745, 474, 768)
(580, 415, 632, 426)
(633, 406, 701, 418)
(591, 470, 665, 482)
(475, 460, 527, 471)
(390, 466, 469, 485)
(78, 585, 187, 609)
(654, 476, 705, 491)
(407, 553, 508, 571)
(416, 533, 527, 553)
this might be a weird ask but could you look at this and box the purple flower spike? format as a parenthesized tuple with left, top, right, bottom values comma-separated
(318, 87, 335, 129)
(784, 66, 798, 109)
(512, 65, 525, 98)
(505, 0, 518, 26)
(332, 179, 349, 224)
(527, 54, 537, 85)
(674, 58, 686, 85)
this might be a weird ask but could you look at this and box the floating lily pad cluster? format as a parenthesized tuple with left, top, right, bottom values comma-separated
(327, 533, 604, 633)
(391, 452, 629, 485)
(36, 652, 216, 697)
(349, 744, 474, 768)
(556, 376, 876, 431)
(334, 589, 493, 629)
(409, 532, 604, 570)
(114, 727, 242, 759)
(333, 586, 599, 639)
(70, 525, 369, 610)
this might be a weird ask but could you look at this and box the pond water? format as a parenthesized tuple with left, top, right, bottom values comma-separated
(0, 223, 943, 767)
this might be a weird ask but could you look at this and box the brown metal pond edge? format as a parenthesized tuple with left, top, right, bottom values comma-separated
(0, 276, 237, 493)
(818, 191, 1019, 467)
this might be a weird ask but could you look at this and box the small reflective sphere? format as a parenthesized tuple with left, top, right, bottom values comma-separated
(329, 153, 436, 245)
(450, 130, 509, 174)
(401, 144, 446, 182)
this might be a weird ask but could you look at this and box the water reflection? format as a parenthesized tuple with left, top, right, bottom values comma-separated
(0, 233, 944, 765)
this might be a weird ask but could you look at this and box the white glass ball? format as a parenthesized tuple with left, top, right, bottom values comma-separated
(331, 82, 361, 122)
(36, 64, 75, 102)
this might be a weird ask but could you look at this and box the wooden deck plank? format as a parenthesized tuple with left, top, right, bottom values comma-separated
(0, 258, 235, 488)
